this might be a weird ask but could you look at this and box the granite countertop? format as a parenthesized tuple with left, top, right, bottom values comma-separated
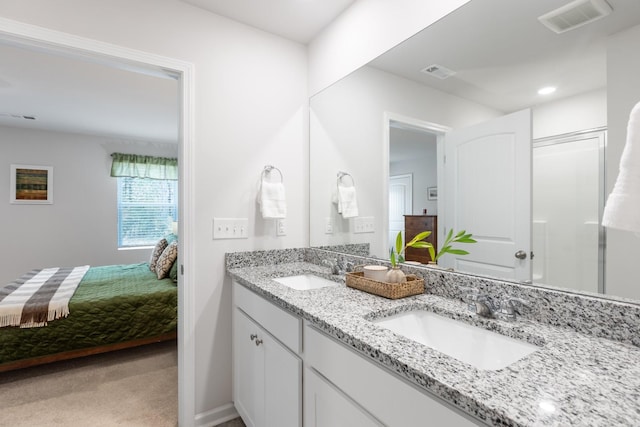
(227, 261, 640, 427)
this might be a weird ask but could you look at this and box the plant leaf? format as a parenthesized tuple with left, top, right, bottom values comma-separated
(445, 228, 453, 243)
(428, 245, 435, 262)
(456, 229, 466, 238)
(409, 231, 431, 245)
(457, 238, 477, 243)
(389, 249, 396, 267)
(398, 254, 405, 264)
(395, 232, 403, 255)
(411, 242, 433, 249)
(447, 249, 470, 255)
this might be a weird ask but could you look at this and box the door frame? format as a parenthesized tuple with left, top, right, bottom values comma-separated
(0, 17, 196, 426)
(382, 112, 450, 257)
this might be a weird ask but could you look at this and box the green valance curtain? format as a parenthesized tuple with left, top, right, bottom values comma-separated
(110, 153, 178, 180)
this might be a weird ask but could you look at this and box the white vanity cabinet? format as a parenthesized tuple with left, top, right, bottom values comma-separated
(304, 366, 383, 427)
(304, 323, 484, 427)
(232, 282, 302, 427)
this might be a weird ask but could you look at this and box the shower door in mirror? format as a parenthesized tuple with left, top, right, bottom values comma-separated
(532, 129, 605, 293)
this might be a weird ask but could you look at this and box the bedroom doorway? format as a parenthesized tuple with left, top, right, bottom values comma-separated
(0, 19, 195, 426)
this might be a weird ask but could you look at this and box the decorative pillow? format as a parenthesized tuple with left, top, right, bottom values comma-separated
(149, 238, 168, 272)
(156, 241, 178, 279)
(169, 260, 178, 283)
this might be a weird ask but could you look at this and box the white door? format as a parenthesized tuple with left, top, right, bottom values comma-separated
(443, 109, 531, 281)
(389, 174, 412, 250)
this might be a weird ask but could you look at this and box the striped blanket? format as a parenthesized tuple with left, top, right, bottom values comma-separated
(0, 266, 90, 328)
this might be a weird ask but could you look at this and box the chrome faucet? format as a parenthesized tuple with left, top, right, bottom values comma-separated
(498, 297, 530, 322)
(466, 291, 529, 322)
(322, 258, 341, 275)
(322, 258, 354, 275)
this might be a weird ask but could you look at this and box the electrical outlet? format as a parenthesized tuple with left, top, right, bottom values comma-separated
(325, 217, 333, 234)
(213, 218, 248, 239)
(276, 218, 287, 236)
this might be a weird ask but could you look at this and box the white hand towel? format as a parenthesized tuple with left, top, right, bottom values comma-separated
(259, 180, 287, 219)
(603, 102, 640, 232)
(337, 184, 359, 218)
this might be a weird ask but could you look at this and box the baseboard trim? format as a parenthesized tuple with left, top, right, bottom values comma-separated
(194, 403, 239, 427)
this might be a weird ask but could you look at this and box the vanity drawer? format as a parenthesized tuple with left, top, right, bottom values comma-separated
(233, 281, 301, 354)
(304, 323, 481, 426)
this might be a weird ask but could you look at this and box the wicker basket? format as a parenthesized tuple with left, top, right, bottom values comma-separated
(345, 271, 425, 299)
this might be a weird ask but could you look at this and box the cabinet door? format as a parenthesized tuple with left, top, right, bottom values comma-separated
(233, 308, 265, 427)
(304, 367, 382, 427)
(264, 333, 302, 427)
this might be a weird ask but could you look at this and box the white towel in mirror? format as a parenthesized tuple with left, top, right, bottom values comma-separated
(259, 180, 287, 219)
(336, 184, 359, 218)
(603, 101, 640, 232)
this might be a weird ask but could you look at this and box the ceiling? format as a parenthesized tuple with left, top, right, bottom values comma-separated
(0, 0, 354, 143)
(0, 42, 179, 143)
(369, 0, 640, 113)
(3, 0, 639, 142)
(182, 0, 356, 44)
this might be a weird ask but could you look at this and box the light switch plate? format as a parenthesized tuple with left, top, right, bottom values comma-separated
(213, 218, 248, 239)
(353, 216, 375, 233)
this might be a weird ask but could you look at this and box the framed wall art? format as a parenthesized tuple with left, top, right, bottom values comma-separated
(427, 186, 438, 201)
(10, 164, 53, 204)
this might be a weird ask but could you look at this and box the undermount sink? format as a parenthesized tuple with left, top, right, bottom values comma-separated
(273, 274, 339, 291)
(373, 310, 540, 371)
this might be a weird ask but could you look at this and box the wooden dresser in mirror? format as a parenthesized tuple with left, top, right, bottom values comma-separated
(404, 215, 437, 264)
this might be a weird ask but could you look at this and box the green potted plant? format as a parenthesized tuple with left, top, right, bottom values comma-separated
(428, 229, 476, 264)
(387, 231, 433, 282)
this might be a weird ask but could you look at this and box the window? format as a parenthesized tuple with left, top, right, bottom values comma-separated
(117, 176, 178, 248)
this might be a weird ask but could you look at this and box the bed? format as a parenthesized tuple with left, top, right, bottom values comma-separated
(0, 262, 177, 372)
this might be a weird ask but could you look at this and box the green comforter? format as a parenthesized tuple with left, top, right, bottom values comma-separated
(0, 263, 177, 365)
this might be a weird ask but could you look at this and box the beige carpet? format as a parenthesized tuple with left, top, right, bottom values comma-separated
(0, 341, 178, 427)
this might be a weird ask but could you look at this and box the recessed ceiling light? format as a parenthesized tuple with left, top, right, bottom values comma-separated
(538, 86, 557, 95)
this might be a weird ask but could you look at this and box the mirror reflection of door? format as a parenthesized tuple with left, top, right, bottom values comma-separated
(389, 174, 412, 251)
(443, 109, 532, 282)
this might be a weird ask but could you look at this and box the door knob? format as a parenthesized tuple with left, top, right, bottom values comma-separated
(514, 250, 527, 260)
(255, 338, 263, 346)
(250, 334, 257, 341)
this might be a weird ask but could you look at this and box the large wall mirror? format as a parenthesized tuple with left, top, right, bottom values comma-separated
(310, 0, 640, 301)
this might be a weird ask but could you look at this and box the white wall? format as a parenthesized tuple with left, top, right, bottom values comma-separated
(532, 89, 607, 140)
(389, 128, 438, 215)
(0, 1, 308, 424)
(310, 65, 501, 257)
(0, 125, 177, 286)
(606, 24, 640, 300)
(308, 0, 471, 95)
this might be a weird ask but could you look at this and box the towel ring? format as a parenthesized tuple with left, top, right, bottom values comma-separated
(337, 171, 355, 186)
(263, 165, 283, 183)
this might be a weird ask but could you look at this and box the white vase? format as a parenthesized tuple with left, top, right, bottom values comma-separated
(385, 267, 406, 283)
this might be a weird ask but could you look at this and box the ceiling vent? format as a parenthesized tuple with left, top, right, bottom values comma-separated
(420, 64, 456, 80)
(538, 0, 612, 34)
(0, 113, 36, 120)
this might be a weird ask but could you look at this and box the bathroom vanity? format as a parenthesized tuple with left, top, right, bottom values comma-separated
(227, 248, 640, 427)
